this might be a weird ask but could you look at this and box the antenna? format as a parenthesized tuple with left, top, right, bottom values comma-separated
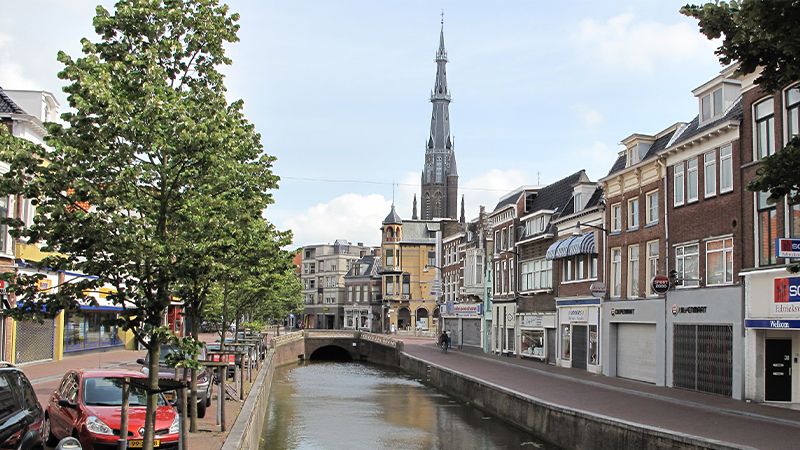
(537, 171, 541, 185)
(441, 10, 444, 25)
(392, 180, 395, 205)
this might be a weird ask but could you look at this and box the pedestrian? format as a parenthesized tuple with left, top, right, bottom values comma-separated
(391, 323, 396, 334)
(445, 330, 451, 348)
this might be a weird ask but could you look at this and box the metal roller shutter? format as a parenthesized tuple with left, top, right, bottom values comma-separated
(616, 323, 656, 384)
(15, 319, 54, 364)
(462, 319, 481, 346)
(572, 325, 587, 370)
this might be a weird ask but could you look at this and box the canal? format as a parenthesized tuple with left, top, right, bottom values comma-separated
(261, 360, 559, 450)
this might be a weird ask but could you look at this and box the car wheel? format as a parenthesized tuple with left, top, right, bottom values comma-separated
(206, 385, 212, 407)
(196, 398, 206, 419)
(42, 413, 58, 447)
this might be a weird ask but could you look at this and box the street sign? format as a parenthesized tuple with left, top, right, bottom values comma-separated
(776, 238, 800, 259)
(652, 275, 670, 294)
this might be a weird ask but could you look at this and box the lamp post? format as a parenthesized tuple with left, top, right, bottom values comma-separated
(574, 221, 609, 235)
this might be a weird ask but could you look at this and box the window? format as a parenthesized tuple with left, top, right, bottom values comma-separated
(676, 244, 700, 287)
(356, 286, 362, 302)
(521, 262, 533, 290)
(704, 151, 716, 198)
(702, 88, 723, 121)
(563, 258, 573, 282)
(386, 249, 395, 267)
(707, 238, 734, 285)
(720, 145, 733, 193)
(791, 204, 800, 239)
(574, 192, 582, 212)
(562, 325, 571, 360)
(788, 85, 800, 139)
(501, 260, 507, 293)
(501, 229, 507, 250)
(494, 231, 500, 251)
(646, 191, 658, 224)
(428, 251, 436, 268)
(526, 216, 548, 235)
(348, 288, 353, 303)
(508, 225, 514, 249)
(0, 197, 9, 253)
(523, 259, 552, 290)
(674, 164, 685, 206)
(627, 146, 639, 166)
(628, 245, 639, 298)
(611, 203, 621, 232)
(755, 98, 775, 159)
(386, 276, 394, 295)
(611, 248, 621, 297)
(509, 259, 514, 292)
(628, 198, 639, 229)
(495, 262, 500, 292)
(687, 159, 698, 202)
(646, 241, 659, 296)
(402, 273, 410, 295)
(589, 255, 598, 279)
(576, 256, 585, 281)
(757, 192, 777, 266)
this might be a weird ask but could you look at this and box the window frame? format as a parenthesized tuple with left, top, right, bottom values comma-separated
(628, 198, 639, 230)
(674, 164, 685, 207)
(628, 245, 640, 298)
(611, 203, 621, 232)
(704, 150, 717, 198)
(787, 84, 800, 140)
(687, 158, 699, 203)
(706, 237, 734, 285)
(610, 248, 621, 298)
(757, 191, 777, 267)
(646, 191, 658, 225)
(646, 240, 659, 296)
(720, 144, 733, 193)
(755, 98, 775, 160)
(675, 243, 700, 288)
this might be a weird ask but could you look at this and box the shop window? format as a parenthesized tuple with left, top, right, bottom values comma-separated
(520, 329, 544, 358)
(706, 238, 734, 285)
(589, 325, 598, 365)
(562, 325, 571, 360)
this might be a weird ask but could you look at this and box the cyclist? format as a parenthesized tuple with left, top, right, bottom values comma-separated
(439, 332, 448, 352)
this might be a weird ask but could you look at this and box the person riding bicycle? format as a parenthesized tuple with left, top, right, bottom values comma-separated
(439, 332, 448, 348)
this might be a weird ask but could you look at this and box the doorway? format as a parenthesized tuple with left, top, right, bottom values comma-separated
(765, 339, 792, 401)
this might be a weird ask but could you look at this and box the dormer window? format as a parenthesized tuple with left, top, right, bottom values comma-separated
(701, 88, 723, 122)
(525, 216, 548, 235)
(627, 146, 640, 166)
(574, 192, 581, 213)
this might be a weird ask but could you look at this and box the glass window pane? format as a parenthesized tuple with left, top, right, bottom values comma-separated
(755, 99, 774, 119)
(788, 87, 800, 107)
(713, 89, 723, 116)
(702, 95, 711, 121)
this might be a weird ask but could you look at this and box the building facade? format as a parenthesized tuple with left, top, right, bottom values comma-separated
(343, 251, 383, 333)
(300, 240, 371, 329)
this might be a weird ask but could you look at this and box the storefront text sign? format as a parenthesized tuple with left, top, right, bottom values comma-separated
(775, 277, 800, 303)
(745, 319, 800, 329)
(610, 307, 634, 317)
(672, 305, 707, 316)
(452, 303, 482, 314)
(775, 238, 800, 259)
(568, 308, 587, 322)
(520, 315, 544, 328)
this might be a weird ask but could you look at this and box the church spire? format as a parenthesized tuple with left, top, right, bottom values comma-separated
(412, 194, 418, 220)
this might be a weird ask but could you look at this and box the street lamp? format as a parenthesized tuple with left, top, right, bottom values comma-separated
(573, 221, 609, 236)
(423, 264, 442, 272)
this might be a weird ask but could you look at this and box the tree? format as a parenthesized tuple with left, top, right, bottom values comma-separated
(682, 1, 800, 272)
(0, 1, 275, 448)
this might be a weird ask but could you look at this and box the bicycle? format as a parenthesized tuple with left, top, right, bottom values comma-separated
(441, 339, 448, 353)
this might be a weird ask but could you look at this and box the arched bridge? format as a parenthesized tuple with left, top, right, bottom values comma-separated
(269, 329, 404, 365)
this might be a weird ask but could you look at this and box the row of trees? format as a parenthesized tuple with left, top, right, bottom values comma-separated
(0, 0, 300, 447)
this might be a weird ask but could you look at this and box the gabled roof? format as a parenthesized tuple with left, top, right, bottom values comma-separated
(344, 254, 382, 279)
(526, 170, 587, 215)
(606, 129, 676, 178)
(0, 88, 25, 114)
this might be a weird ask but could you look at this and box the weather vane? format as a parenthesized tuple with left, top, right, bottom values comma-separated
(441, 10, 444, 25)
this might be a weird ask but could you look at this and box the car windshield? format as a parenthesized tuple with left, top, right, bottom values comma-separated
(82, 377, 166, 407)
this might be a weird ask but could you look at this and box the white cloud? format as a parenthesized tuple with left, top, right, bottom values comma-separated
(462, 169, 530, 219)
(282, 193, 391, 249)
(574, 14, 719, 73)
(577, 106, 604, 127)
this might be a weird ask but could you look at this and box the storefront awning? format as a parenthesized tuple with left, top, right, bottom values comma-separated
(545, 233, 596, 260)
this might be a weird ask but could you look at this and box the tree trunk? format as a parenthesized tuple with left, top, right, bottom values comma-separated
(189, 306, 199, 432)
(143, 342, 161, 450)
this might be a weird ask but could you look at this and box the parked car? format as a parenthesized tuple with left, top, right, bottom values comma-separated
(205, 343, 236, 378)
(0, 361, 44, 450)
(137, 345, 212, 418)
(44, 369, 179, 450)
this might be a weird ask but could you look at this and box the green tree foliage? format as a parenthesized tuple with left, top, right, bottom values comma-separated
(682, 1, 800, 272)
(0, 1, 291, 447)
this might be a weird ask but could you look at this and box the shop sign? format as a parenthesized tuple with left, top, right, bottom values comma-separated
(610, 307, 634, 317)
(589, 282, 606, 298)
(775, 238, 800, 259)
(568, 308, 587, 322)
(651, 275, 670, 294)
(745, 319, 800, 330)
(774, 277, 800, 303)
(453, 303, 482, 314)
(520, 315, 544, 328)
(671, 305, 707, 316)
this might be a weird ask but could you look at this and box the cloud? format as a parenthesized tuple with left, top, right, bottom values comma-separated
(462, 169, 530, 219)
(569, 141, 620, 181)
(577, 106, 604, 127)
(282, 193, 391, 249)
(574, 14, 719, 74)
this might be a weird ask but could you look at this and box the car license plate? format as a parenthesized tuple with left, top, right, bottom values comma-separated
(129, 440, 160, 448)
(164, 391, 175, 400)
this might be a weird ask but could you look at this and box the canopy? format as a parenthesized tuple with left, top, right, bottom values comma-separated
(545, 233, 596, 260)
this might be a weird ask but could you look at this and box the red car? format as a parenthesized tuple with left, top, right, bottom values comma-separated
(43, 369, 180, 450)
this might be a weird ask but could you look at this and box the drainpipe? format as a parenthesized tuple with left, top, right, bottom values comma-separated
(660, 156, 669, 386)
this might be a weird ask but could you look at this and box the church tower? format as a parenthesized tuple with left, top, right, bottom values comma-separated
(420, 20, 458, 220)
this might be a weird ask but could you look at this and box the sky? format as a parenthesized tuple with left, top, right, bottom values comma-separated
(0, 1, 725, 249)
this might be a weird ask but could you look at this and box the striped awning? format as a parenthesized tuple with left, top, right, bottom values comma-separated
(545, 233, 596, 260)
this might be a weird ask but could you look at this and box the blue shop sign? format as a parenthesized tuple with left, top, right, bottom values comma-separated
(745, 319, 800, 329)
(775, 238, 800, 259)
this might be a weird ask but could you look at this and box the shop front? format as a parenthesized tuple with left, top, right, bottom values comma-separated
(440, 302, 483, 348)
(744, 270, 800, 403)
(13, 269, 59, 364)
(517, 313, 555, 363)
(344, 307, 371, 331)
(602, 298, 666, 385)
(492, 300, 516, 355)
(556, 299, 600, 373)
(63, 306, 124, 353)
(666, 285, 743, 399)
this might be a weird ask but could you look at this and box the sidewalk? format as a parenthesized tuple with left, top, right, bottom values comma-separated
(400, 338, 800, 450)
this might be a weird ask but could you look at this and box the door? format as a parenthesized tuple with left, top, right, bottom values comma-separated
(616, 323, 657, 383)
(546, 328, 556, 364)
(572, 325, 588, 370)
(765, 339, 792, 401)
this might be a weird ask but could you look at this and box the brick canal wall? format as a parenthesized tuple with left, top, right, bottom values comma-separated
(397, 353, 748, 450)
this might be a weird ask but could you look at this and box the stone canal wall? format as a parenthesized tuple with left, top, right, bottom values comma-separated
(220, 349, 275, 450)
(397, 353, 745, 450)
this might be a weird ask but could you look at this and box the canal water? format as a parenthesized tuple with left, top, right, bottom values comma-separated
(261, 361, 559, 450)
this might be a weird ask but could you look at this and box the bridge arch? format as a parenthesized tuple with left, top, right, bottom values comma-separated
(309, 345, 353, 361)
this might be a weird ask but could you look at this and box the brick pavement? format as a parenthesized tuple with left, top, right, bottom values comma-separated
(399, 337, 800, 450)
